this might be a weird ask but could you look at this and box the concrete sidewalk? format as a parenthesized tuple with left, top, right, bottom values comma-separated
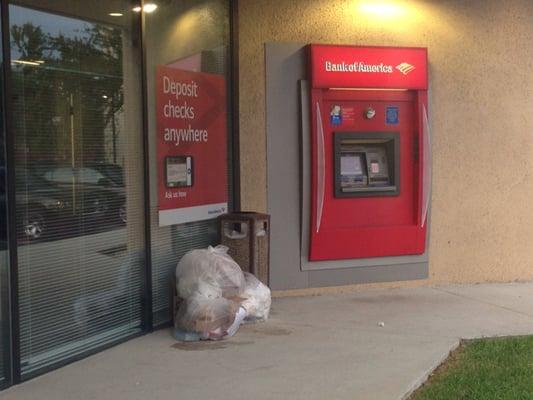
(4, 283, 533, 400)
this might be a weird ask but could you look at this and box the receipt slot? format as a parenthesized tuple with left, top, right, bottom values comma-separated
(308, 44, 430, 261)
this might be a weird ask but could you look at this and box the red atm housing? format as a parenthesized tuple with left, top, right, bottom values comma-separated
(309, 44, 429, 261)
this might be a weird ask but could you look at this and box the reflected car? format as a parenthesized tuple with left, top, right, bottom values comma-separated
(86, 162, 124, 187)
(41, 166, 127, 225)
(16, 170, 73, 240)
(0, 166, 127, 241)
(9, 167, 126, 241)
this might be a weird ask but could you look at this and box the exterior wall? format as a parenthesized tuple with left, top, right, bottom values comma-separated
(238, 0, 533, 285)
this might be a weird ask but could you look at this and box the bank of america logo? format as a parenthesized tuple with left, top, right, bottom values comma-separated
(396, 62, 415, 75)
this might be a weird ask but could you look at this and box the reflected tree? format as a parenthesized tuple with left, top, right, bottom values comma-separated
(10, 21, 123, 165)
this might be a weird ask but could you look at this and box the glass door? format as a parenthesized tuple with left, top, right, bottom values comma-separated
(8, 1, 146, 378)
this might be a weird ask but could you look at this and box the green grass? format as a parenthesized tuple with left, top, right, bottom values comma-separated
(410, 336, 533, 400)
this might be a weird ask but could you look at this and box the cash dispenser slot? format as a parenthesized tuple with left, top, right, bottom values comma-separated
(334, 132, 399, 197)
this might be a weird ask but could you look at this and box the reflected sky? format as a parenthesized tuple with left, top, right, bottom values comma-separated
(10, 5, 93, 61)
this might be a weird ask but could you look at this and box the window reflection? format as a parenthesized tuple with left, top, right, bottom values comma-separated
(10, 5, 126, 241)
(11, 2, 145, 377)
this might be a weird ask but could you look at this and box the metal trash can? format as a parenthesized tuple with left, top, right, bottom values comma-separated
(218, 212, 270, 285)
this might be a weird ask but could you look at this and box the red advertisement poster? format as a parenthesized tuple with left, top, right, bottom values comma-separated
(156, 66, 227, 226)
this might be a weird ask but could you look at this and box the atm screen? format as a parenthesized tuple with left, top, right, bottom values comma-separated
(339, 152, 367, 189)
(340, 153, 363, 176)
(165, 156, 193, 188)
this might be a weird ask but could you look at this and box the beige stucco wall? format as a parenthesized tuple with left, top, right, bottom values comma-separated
(238, 0, 533, 285)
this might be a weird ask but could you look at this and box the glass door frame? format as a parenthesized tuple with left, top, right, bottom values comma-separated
(0, 0, 239, 388)
(0, 0, 156, 386)
(0, 0, 16, 388)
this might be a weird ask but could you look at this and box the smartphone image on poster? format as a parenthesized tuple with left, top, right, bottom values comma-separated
(165, 156, 193, 188)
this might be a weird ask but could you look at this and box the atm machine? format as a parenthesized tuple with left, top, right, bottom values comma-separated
(308, 44, 430, 261)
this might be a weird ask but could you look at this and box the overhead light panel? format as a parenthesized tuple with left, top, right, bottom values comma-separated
(109, 12, 123, 17)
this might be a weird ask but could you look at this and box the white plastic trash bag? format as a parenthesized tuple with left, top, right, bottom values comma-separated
(176, 245, 245, 299)
(175, 295, 242, 340)
(241, 272, 271, 322)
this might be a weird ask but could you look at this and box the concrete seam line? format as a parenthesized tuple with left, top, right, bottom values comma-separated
(399, 339, 461, 400)
(431, 287, 533, 319)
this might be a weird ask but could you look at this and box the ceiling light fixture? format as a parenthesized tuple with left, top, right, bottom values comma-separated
(12, 59, 41, 66)
(143, 3, 158, 13)
(133, 3, 158, 13)
(358, 2, 407, 18)
(109, 12, 123, 17)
